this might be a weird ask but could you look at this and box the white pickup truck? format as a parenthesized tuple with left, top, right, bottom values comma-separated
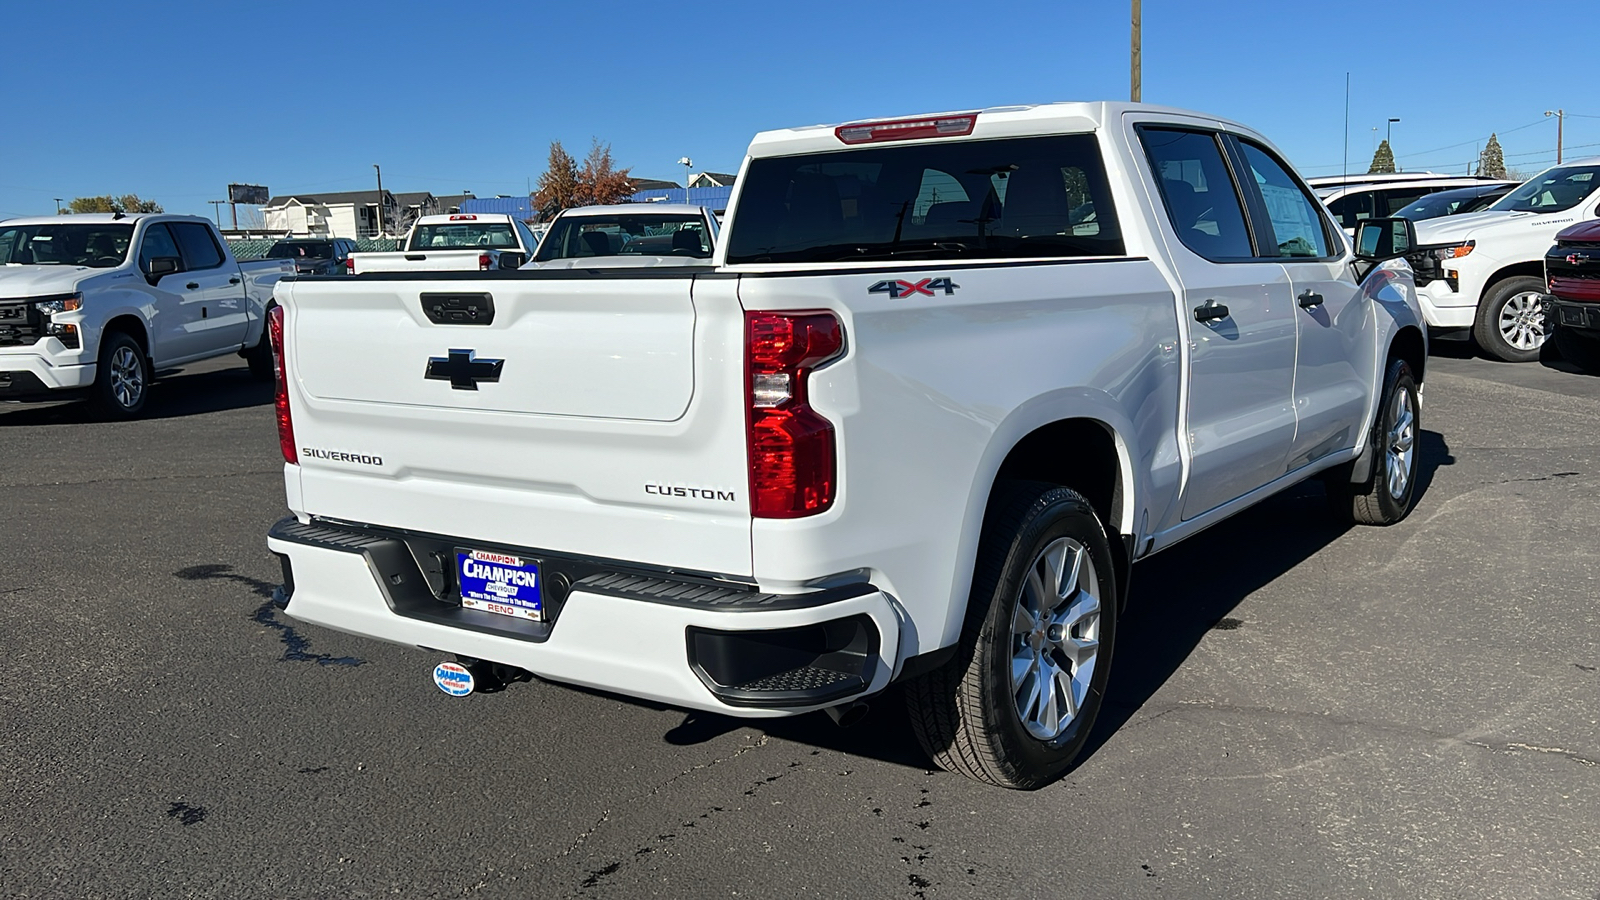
(526, 204, 717, 268)
(264, 102, 1428, 788)
(0, 214, 293, 416)
(348, 214, 540, 274)
(1411, 158, 1600, 360)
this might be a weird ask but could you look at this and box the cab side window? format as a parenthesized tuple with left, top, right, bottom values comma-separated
(138, 224, 183, 274)
(1139, 127, 1255, 260)
(170, 222, 224, 270)
(1237, 141, 1331, 258)
(1327, 190, 1376, 230)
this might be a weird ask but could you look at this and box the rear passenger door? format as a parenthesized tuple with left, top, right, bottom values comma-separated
(1136, 125, 1298, 520)
(1231, 138, 1372, 473)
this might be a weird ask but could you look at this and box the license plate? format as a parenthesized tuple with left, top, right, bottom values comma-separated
(456, 549, 542, 621)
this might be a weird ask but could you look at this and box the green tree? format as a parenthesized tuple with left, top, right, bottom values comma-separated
(63, 194, 163, 215)
(1477, 134, 1506, 179)
(533, 141, 581, 220)
(1368, 139, 1396, 174)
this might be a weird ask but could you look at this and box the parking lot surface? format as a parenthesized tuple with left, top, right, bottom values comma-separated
(2, 347, 1597, 899)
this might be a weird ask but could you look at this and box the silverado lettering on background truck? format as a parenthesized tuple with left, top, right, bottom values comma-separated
(265, 101, 1428, 790)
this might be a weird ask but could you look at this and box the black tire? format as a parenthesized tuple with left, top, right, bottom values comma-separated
(244, 309, 275, 382)
(92, 330, 151, 418)
(905, 481, 1117, 789)
(1554, 326, 1600, 374)
(1329, 357, 1420, 526)
(1474, 276, 1550, 362)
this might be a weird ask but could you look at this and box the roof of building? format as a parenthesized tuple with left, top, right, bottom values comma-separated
(690, 172, 738, 187)
(263, 189, 397, 208)
(632, 178, 681, 191)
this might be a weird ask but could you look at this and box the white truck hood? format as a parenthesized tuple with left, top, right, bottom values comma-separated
(0, 265, 96, 299)
(1414, 209, 1533, 245)
(526, 256, 706, 270)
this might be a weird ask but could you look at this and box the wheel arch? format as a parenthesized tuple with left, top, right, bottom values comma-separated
(1389, 324, 1426, 383)
(1479, 261, 1546, 302)
(101, 313, 150, 356)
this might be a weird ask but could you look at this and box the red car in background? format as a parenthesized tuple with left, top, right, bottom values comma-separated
(1546, 220, 1600, 371)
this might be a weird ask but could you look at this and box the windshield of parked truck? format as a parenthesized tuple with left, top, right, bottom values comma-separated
(0, 223, 134, 268)
(533, 214, 711, 261)
(267, 241, 335, 259)
(724, 134, 1123, 264)
(1394, 186, 1506, 221)
(407, 222, 519, 250)
(1490, 165, 1600, 213)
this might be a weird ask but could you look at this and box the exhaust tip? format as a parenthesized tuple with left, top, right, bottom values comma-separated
(824, 700, 870, 728)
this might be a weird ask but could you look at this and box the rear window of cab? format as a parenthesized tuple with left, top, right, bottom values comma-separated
(724, 135, 1124, 264)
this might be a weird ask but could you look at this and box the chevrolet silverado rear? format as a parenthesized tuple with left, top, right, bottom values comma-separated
(266, 102, 1427, 789)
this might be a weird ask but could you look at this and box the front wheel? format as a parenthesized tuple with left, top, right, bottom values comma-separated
(905, 481, 1116, 789)
(92, 331, 150, 418)
(1474, 276, 1550, 362)
(1329, 357, 1420, 526)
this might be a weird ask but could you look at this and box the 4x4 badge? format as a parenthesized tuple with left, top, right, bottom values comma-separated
(868, 277, 959, 299)
(425, 349, 504, 391)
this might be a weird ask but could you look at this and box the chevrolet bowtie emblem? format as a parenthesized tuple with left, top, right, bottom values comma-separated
(1568, 253, 1587, 266)
(425, 349, 504, 390)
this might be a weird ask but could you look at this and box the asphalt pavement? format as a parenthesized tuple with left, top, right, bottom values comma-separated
(2, 345, 1597, 899)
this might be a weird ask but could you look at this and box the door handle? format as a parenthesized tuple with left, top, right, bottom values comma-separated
(1193, 299, 1231, 323)
(229, 277, 241, 285)
(186, 282, 200, 290)
(1298, 290, 1324, 309)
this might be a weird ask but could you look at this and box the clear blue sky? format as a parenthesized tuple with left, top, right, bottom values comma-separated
(3, 0, 1592, 221)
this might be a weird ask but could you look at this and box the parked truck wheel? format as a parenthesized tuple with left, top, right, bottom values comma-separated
(905, 481, 1116, 790)
(92, 331, 151, 418)
(1329, 357, 1420, 526)
(243, 307, 275, 382)
(1474, 276, 1549, 362)
(1554, 327, 1600, 375)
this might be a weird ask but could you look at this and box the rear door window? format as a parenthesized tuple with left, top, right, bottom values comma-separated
(1138, 127, 1255, 260)
(723, 134, 1123, 264)
(170, 222, 224, 270)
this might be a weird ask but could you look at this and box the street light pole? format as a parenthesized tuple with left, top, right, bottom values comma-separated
(373, 164, 385, 237)
(677, 157, 693, 202)
(1387, 117, 1400, 145)
(53, 198, 62, 214)
(1546, 109, 1565, 164)
(1130, 0, 1141, 102)
(208, 200, 226, 228)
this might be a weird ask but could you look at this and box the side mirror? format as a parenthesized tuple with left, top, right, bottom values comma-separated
(1354, 217, 1416, 261)
(145, 256, 180, 284)
(498, 252, 525, 269)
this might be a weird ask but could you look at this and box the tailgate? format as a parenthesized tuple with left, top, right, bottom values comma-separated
(278, 272, 753, 576)
(352, 251, 485, 273)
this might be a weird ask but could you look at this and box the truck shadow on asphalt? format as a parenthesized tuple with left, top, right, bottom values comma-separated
(0, 363, 270, 426)
(668, 429, 1457, 779)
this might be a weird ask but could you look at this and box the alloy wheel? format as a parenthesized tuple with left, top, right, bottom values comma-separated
(1387, 387, 1415, 500)
(108, 345, 145, 410)
(1009, 536, 1102, 742)
(1498, 291, 1549, 351)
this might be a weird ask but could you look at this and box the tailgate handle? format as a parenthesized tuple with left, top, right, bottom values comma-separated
(421, 292, 495, 325)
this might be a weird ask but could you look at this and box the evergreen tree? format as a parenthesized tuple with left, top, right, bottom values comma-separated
(1478, 134, 1506, 179)
(1368, 140, 1396, 174)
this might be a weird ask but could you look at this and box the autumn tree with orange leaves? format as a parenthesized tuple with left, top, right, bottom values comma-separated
(533, 139, 636, 219)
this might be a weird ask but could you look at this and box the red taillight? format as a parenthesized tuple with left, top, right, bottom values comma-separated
(344, 257, 354, 273)
(745, 311, 844, 518)
(835, 113, 977, 145)
(479, 252, 491, 271)
(268, 305, 296, 464)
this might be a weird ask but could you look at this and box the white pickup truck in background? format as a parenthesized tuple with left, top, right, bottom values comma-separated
(348, 213, 541, 274)
(1411, 158, 1600, 361)
(0, 213, 292, 416)
(526, 204, 717, 268)
(265, 102, 1429, 789)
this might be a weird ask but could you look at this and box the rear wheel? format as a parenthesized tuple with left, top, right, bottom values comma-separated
(905, 481, 1116, 789)
(93, 331, 150, 418)
(1555, 327, 1600, 374)
(1474, 276, 1549, 362)
(244, 306, 275, 381)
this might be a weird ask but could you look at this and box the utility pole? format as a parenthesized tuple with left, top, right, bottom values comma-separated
(1546, 109, 1565, 164)
(1130, 0, 1142, 103)
(373, 164, 385, 237)
(208, 200, 226, 228)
